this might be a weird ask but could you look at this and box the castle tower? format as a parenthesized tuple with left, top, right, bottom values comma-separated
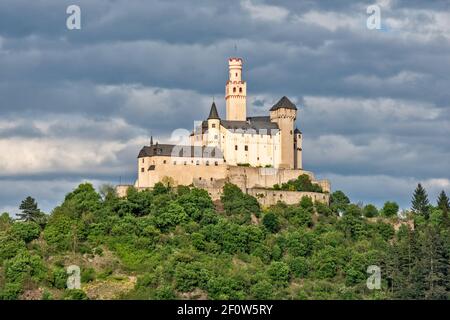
(225, 58, 247, 121)
(207, 101, 220, 147)
(294, 128, 303, 169)
(270, 96, 297, 169)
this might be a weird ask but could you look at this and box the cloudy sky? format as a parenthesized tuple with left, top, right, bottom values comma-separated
(0, 0, 449, 213)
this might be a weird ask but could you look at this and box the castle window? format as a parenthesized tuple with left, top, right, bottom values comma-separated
(235, 145, 238, 151)
(206, 161, 209, 166)
(163, 160, 167, 164)
(196, 160, 200, 165)
(239, 88, 242, 93)
(210, 177, 213, 181)
(235, 73, 238, 77)
(290, 130, 293, 134)
(233, 87, 236, 93)
(142, 159, 144, 163)
(245, 145, 248, 151)
(214, 161, 218, 166)
(199, 177, 202, 180)
(184, 161, 187, 165)
(257, 157, 259, 160)
(212, 123, 216, 128)
(141, 168, 144, 172)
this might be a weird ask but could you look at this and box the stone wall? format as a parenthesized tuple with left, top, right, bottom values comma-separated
(248, 188, 329, 206)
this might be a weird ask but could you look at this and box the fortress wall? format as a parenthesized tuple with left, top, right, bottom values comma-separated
(247, 188, 330, 206)
(226, 166, 330, 193)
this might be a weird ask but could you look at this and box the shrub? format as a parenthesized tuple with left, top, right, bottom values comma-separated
(267, 261, 290, 286)
(81, 267, 96, 283)
(63, 289, 88, 300)
(11, 221, 41, 243)
(363, 204, 379, 218)
(288, 256, 309, 278)
(381, 201, 399, 217)
(250, 280, 273, 299)
(262, 212, 280, 233)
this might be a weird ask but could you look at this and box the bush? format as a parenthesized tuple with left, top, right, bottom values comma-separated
(250, 280, 273, 299)
(381, 202, 399, 217)
(267, 261, 290, 286)
(277, 174, 323, 193)
(63, 289, 88, 300)
(288, 257, 309, 278)
(51, 267, 68, 289)
(315, 202, 332, 216)
(0, 282, 23, 300)
(81, 267, 96, 283)
(11, 221, 41, 243)
(175, 263, 210, 292)
(4, 252, 47, 284)
(299, 196, 314, 212)
(262, 212, 280, 233)
(0, 233, 26, 263)
(363, 204, 379, 218)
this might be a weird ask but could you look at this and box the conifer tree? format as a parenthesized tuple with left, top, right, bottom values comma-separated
(411, 183, 430, 220)
(437, 190, 450, 223)
(17, 196, 42, 222)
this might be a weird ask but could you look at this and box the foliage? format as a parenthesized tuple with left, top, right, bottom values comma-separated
(1, 181, 450, 300)
(11, 222, 40, 243)
(411, 183, 430, 219)
(363, 204, 379, 218)
(276, 174, 323, 193)
(381, 201, 399, 217)
(262, 212, 280, 233)
(17, 197, 44, 224)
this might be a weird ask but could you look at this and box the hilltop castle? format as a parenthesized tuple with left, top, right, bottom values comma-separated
(117, 58, 330, 205)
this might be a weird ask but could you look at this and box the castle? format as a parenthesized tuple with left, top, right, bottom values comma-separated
(117, 58, 330, 205)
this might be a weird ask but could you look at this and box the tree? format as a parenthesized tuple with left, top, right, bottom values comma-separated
(437, 190, 449, 224)
(267, 261, 290, 286)
(382, 201, 399, 217)
(262, 212, 280, 233)
(11, 221, 40, 243)
(363, 204, 379, 218)
(17, 197, 43, 223)
(411, 183, 430, 219)
(330, 190, 350, 214)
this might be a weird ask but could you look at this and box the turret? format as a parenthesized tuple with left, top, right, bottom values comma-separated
(207, 101, 220, 147)
(270, 96, 297, 169)
(225, 57, 247, 121)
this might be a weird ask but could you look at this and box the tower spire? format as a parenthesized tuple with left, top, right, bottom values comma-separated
(150, 136, 153, 146)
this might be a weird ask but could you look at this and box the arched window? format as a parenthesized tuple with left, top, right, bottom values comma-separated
(239, 88, 242, 93)
(233, 87, 236, 93)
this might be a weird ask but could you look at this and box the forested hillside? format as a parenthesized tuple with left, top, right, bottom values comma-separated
(0, 181, 449, 300)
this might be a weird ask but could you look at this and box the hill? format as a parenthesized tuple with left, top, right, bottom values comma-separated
(0, 182, 449, 300)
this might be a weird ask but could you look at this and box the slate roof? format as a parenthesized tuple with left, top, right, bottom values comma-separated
(207, 102, 220, 119)
(138, 144, 223, 159)
(269, 96, 297, 111)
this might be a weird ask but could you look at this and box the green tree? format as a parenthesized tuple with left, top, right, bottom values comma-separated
(382, 201, 399, 217)
(363, 204, 379, 218)
(411, 183, 430, 220)
(437, 190, 449, 224)
(262, 212, 280, 233)
(267, 261, 290, 286)
(11, 221, 40, 243)
(17, 197, 43, 223)
(330, 190, 350, 214)
(0, 212, 12, 231)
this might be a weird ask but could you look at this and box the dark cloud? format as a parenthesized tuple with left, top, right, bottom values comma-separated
(0, 0, 448, 212)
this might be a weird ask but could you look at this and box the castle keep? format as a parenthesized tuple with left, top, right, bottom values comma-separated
(117, 58, 330, 205)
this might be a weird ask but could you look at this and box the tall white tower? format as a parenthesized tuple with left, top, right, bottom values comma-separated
(225, 57, 247, 121)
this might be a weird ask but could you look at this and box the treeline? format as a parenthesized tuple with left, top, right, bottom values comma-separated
(0, 182, 449, 300)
